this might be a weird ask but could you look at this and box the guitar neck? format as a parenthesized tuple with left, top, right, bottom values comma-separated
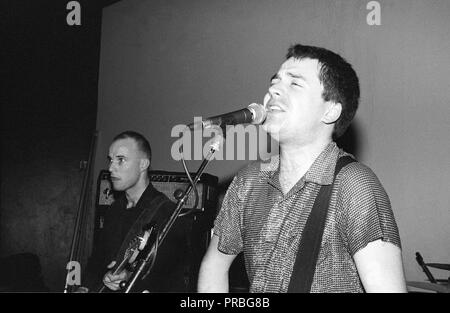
(112, 257, 129, 275)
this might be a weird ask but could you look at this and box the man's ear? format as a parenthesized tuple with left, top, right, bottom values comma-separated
(140, 158, 150, 172)
(322, 102, 342, 124)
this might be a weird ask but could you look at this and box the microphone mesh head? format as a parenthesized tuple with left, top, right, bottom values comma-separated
(248, 103, 267, 125)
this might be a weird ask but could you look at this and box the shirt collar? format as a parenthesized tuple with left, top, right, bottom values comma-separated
(304, 142, 341, 185)
(265, 142, 341, 189)
(116, 182, 158, 209)
(134, 182, 158, 208)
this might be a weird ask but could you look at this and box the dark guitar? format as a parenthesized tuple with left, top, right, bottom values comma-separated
(98, 228, 152, 293)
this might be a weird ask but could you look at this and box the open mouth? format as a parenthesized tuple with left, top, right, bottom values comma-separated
(265, 99, 285, 113)
(267, 104, 285, 112)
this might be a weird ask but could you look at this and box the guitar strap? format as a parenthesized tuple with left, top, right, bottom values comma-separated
(287, 155, 355, 293)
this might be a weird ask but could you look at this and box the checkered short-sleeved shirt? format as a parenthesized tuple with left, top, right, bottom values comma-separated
(214, 142, 401, 293)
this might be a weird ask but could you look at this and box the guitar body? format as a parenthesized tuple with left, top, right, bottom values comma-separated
(98, 227, 153, 293)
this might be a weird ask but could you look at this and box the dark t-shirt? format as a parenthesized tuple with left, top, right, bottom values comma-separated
(85, 183, 191, 292)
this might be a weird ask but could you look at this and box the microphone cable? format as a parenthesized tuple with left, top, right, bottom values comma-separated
(177, 140, 199, 217)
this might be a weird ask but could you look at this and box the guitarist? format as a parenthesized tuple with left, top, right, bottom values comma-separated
(80, 131, 191, 292)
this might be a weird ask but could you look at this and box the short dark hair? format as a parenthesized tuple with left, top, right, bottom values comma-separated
(112, 131, 152, 162)
(286, 44, 360, 138)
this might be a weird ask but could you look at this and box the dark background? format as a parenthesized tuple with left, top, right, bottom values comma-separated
(1, 0, 120, 291)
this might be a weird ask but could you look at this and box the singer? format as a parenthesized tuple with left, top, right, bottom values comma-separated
(198, 44, 407, 293)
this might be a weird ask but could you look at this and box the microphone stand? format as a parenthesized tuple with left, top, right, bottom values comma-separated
(121, 136, 222, 293)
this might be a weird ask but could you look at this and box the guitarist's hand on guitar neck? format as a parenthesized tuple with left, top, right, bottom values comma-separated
(102, 261, 132, 291)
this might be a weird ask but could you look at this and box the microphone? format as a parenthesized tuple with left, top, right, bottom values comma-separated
(187, 103, 267, 130)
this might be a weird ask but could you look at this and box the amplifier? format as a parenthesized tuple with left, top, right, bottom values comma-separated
(149, 170, 218, 211)
(96, 170, 115, 207)
(96, 170, 219, 212)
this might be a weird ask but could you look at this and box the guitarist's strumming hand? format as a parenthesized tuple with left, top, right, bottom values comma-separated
(103, 261, 131, 291)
